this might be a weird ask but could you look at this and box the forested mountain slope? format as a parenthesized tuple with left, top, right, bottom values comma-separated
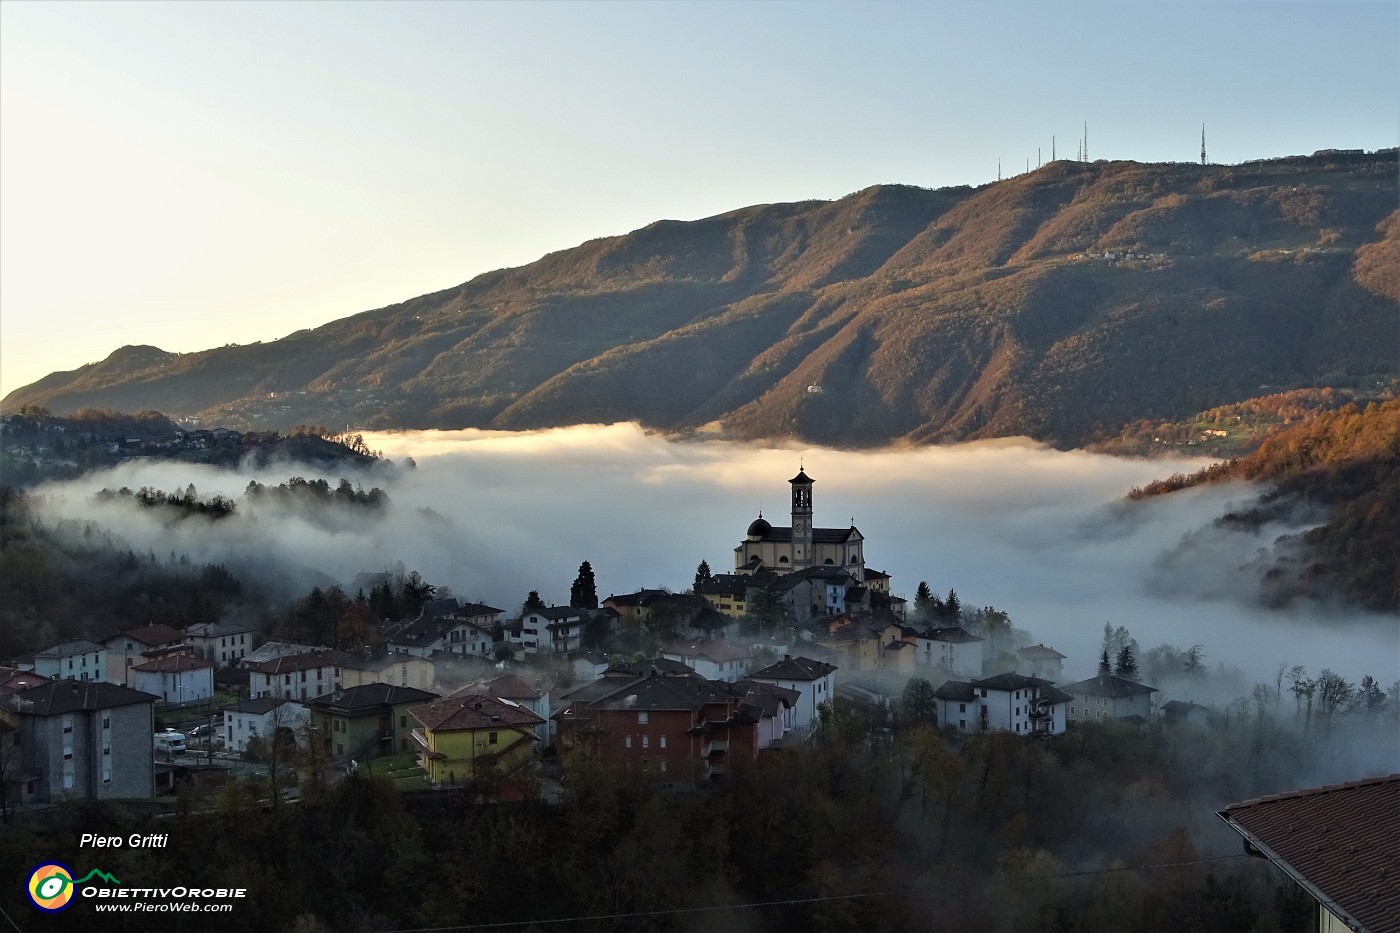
(6, 150, 1396, 448)
(1132, 398, 1400, 610)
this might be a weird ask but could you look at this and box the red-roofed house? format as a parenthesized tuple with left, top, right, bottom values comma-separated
(131, 655, 214, 705)
(410, 692, 544, 787)
(1219, 774, 1400, 933)
(103, 625, 189, 686)
(246, 650, 352, 701)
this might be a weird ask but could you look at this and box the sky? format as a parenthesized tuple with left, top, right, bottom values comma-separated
(2, 0, 1397, 398)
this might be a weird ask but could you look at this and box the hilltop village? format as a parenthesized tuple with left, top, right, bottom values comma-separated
(1, 429, 1396, 931)
(5, 465, 1215, 808)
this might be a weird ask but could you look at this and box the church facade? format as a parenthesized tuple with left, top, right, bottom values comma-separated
(735, 469, 865, 577)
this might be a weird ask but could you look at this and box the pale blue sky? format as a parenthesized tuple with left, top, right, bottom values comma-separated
(2, 0, 1396, 397)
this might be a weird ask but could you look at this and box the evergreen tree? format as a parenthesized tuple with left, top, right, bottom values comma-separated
(1115, 644, 1139, 680)
(523, 590, 546, 616)
(943, 588, 962, 623)
(693, 560, 713, 594)
(401, 571, 436, 616)
(914, 581, 934, 619)
(753, 581, 789, 632)
(570, 561, 598, 609)
(1098, 649, 1111, 676)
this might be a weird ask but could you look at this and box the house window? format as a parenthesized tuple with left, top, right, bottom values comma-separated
(638, 712, 648, 725)
(959, 703, 966, 713)
(625, 736, 632, 748)
(642, 736, 649, 749)
(489, 732, 498, 745)
(400, 716, 407, 728)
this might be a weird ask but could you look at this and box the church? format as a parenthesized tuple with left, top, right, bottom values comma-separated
(734, 468, 865, 577)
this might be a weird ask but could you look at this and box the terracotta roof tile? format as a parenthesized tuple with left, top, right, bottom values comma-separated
(1220, 774, 1400, 933)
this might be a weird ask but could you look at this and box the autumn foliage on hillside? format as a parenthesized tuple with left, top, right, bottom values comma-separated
(5, 151, 1396, 449)
(1132, 399, 1400, 610)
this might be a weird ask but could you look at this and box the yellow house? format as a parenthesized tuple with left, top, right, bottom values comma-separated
(410, 691, 543, 786)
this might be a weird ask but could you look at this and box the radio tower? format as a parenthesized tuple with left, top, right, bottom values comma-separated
(1201, 124, 1208, 165)
(1083, 121, 1088, 162)
(1052, 136, 1056, 161)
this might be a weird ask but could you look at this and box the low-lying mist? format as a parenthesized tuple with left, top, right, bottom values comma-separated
(29, 423, 1400, 693)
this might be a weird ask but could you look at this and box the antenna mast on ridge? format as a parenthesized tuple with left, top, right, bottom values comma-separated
(1201, 124, 1208, 165)
(1083, 121, 1088, 162)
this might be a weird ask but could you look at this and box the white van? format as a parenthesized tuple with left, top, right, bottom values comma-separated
(153, 730, 187, 755)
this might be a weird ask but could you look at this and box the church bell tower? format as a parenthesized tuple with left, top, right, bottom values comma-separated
(790, 467, 814, 571)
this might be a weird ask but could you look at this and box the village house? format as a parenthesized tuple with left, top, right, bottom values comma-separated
(601, 589, 674, 628)
(1, 681, 158, 803)
(246, 649, 352, 702)
(518, 606, 586, 655)
(31, 641, 107, 683)
(305, 683, 439, 759)
(385, 602, 502, 658)
(775, 565, 870, 620)
(730, 680, 801, 749)
(458, 674, 553, 747)
(1016, 644, 1066, 681)
(1219, 775, 1400, 933)
(410, 691, 544, 787)
(661, 641, 753, 683)
(130, 654, 214, 706)
(1060, 673, 1159, 724)
(901, 624, 985, 678)
(184, 621, 254, 666)
(1161, 699, 1211, 729)
(746, 656, 838, 732)
(698, 574, 750, 619)
(221, 697, 309, 755)
(934, 673, 1071, 737)
(554, 663, 761, 784)
(815, 612, 905, 673)
(340, 652, 435, 693)
(0, 667, 49, 695)
(572, 652, 612, 683)
(103, 624, 190, 686)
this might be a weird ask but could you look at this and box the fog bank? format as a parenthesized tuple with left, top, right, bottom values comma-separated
(31, 423, 1399, 690)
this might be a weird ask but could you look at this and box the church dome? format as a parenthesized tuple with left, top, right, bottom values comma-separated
(746, 515, 772, 539)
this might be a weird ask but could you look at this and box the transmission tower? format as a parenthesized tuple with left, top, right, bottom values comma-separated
(1201, 124, 1207, 165)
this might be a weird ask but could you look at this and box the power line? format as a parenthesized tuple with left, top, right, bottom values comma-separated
(373, 855, 1250, 933)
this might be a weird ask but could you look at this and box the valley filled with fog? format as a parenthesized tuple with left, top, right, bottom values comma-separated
(29, 423, 1399, 695)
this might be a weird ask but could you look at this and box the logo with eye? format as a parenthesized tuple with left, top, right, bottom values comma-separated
(27, 863, 76, 912)
(26, 864, 121, 912)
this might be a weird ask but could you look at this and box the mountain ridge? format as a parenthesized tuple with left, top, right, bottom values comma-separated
(6, 150, 1397, 448)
